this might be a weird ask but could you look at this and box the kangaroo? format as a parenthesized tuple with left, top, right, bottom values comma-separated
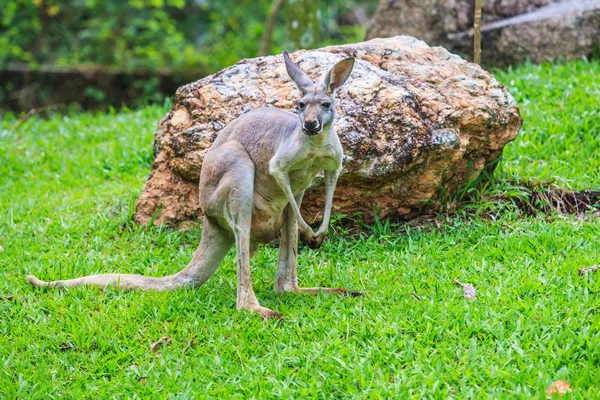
(27, 51, 359, 319)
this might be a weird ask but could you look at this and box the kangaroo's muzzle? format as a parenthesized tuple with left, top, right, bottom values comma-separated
(303, 121, 321, 135)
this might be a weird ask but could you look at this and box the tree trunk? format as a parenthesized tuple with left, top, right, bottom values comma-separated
(259, 0, 286, 56)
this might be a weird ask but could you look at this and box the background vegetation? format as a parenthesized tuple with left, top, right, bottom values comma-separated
(0, 0, 376, 74)
(0, 0, 377, 110)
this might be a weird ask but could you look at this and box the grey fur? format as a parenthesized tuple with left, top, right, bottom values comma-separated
(27, 52, 357, 319)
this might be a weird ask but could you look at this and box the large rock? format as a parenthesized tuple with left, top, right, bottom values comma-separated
(367, 0, 600, 66)
(134, 36, 522, 226)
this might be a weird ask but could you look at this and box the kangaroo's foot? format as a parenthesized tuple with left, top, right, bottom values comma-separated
(238, 296, 283, 320)
(247, 304, 283, 320)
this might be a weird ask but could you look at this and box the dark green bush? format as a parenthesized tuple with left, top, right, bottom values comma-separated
(0, 0, 377, 74)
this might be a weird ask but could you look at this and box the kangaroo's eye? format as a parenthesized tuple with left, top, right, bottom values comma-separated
(297, 101, 306, 109)
(322, 102, 331, 110)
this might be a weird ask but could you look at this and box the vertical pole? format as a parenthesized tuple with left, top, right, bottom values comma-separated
(474, 0, 483, 64)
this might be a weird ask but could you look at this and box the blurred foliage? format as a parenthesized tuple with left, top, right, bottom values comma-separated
(0, 0, 377, 74)
(286, 0, 320, 50)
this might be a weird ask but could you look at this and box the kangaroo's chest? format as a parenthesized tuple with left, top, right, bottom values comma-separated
(250, 152, 335, 243)
(288, 155, 327, 193)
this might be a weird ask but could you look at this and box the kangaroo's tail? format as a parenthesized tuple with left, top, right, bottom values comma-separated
(26, 272, 186, 291)
(26, 217, 233, 292)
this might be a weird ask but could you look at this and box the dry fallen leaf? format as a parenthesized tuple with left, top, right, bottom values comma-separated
(150, 336, 171, 352)
(0, 245, 4, 252)
(578, 265, 598, 276)
(182, 339, 197, 355)
(1, 295, 25, 301)
(546, 380, 572, 397)
(454, 279, 477, 299)
(137, 376, 148, 385)
(58, 342, 73, 351)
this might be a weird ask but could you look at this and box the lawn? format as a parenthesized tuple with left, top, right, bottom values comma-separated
(1, 60, 599, 398)
(496, 60, 600, 190)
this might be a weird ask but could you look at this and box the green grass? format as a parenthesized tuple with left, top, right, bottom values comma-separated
(1, 60, 600, 398)
(496, 60, 600, 190)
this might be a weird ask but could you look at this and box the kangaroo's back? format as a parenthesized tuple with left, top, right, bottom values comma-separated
(209, 107, 300, 166)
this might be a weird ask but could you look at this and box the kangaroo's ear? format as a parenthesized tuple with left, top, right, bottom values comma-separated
(322, 57, 355, 94)
(283, 51, 314, 94)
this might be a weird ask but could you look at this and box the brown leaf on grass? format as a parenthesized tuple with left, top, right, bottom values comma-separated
(58, 342, 73, 351)
(546, 380, 572, 396)
(453, 279, 477, 299)
(578, 265, 598, 276)
(182, 339, 197, 355)
(1, 295, 26, 301)
(150, 336, 171, 352)
(0, 245, 4, 252)
(136, 376, 148, 385)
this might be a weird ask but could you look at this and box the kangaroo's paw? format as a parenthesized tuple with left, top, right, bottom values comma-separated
(299, 231, 325, 249)
(247, 304, 283, 320)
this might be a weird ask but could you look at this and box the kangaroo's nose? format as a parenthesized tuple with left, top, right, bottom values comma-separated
(304, 120, 319, 132)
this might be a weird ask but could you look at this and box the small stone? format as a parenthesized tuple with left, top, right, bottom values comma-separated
(171, 109, 190, 127)
(546, 380, 572, 396)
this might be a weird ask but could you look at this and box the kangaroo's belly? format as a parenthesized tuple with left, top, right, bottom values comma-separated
(250, 193, 287, 243)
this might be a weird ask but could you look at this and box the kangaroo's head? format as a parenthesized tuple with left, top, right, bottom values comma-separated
(283, 51, 355, 136)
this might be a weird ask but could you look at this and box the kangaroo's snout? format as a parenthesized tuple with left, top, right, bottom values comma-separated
(303, 120, 320, 135)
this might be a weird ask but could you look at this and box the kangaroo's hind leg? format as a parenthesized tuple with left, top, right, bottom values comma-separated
(274, 199, 364, 297)
(208, 143, 281, 319)
(232, 214, 282, 319)
(274, 192, 304, 292)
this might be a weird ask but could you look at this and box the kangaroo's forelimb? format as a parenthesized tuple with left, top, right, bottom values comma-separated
(270, 167, 317, 240)
(298, 169, 340, 249)
(315, 170, 338, 237)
